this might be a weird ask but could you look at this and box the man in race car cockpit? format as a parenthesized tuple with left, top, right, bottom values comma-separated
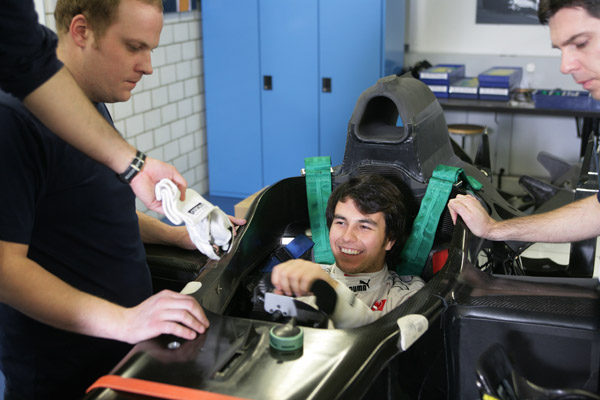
(448, 0, 600, 245)
(271, 174, 424, 328)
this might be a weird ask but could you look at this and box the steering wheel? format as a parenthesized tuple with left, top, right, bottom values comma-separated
(252, 273, 336, 328)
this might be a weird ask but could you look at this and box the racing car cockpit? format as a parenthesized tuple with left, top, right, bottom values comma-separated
(84, 74, 600, 400)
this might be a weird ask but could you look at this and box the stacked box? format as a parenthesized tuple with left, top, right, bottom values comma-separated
(533, 89, 592, 110)
(448, 77, 479, 99)
(419, 64, 466, 98)
(478, 66, 523, 101)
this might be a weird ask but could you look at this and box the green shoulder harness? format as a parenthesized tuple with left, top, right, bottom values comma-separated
(304, 157, 335, 264)
(397, 164, 482, 276)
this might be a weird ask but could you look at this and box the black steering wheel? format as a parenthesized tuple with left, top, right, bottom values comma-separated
(252, 272, 336, 328)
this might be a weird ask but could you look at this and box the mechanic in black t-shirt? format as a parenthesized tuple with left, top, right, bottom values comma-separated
(0, 1, 210, 398)
(0, 0, 188, 214)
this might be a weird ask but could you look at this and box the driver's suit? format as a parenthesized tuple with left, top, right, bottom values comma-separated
(303, 264, 424, 328)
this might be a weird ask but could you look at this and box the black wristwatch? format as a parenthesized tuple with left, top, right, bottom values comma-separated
(117, 150, 147, 184)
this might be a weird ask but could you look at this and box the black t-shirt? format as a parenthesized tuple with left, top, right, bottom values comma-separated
(0, 91, 152, 399)
(0, 1, 63, 99)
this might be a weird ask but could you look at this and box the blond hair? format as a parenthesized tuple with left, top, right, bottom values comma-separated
(55, 0, 163, 38)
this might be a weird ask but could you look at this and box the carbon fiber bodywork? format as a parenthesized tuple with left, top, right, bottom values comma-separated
(84, 75, 600, 400)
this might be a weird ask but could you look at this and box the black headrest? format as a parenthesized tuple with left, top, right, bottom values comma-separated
(339, 74, 454, 188)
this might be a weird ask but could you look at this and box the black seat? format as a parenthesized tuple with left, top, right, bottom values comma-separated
(145, 243, 207, 292)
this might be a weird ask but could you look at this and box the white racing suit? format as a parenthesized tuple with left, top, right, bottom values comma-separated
(301, 264, 425, 328)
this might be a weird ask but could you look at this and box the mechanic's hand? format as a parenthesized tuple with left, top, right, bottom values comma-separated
(130, 157, 187, 214)
(447, 194, 495, 239)
(271, 259, 337, 297)
(119, 290, 209, 344)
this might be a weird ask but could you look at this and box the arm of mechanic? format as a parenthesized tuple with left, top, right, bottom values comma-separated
(136, 211, 247, 251)
(448, 194, 600, 243)
(0, 3, 186, 212)
(0, 240, 209, 344)
(24, 68, 139, 180)
(137, 210, 196, 250)
(25, 68, 187, 214)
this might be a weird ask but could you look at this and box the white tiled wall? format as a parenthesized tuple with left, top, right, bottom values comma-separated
(41, 1, 208, 218)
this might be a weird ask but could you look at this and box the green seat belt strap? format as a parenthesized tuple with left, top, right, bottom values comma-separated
(304, 156, 335, 264)
(397, 164, 482, 276)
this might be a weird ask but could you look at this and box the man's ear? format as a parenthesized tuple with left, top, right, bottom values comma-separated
(385, 239, 395, 251)
(69, 14, 92, 48)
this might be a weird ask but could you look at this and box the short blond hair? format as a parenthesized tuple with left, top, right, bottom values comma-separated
(55, 0, 163, 38)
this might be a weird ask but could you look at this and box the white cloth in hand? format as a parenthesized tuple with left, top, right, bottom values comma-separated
(155, 179, 233, 260)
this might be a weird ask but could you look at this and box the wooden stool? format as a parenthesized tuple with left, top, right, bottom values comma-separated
(447, 123, 487, 149)
(447, 123, 491, 175)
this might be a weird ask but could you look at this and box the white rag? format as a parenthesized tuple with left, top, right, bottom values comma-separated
(155, 179, 233, 260)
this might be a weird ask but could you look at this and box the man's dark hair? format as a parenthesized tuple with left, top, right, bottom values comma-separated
(326, 174, 409, 253)
(538, 0, 600, 24)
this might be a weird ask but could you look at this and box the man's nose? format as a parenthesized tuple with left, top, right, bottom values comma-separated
(342, 226, 357, 241)
(560, 49, 578, 75)
(137, 52, 153, 75)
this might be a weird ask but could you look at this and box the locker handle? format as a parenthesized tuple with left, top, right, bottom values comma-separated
(322, 77, 332, 93)
(263, 75, 272, 90)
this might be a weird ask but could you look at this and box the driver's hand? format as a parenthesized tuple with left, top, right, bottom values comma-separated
(271, 260, 337, 297)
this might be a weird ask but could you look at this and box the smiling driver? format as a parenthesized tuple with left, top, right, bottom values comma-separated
(271, 174, 424, 328)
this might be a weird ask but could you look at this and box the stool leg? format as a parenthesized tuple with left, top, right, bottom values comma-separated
(474, 132, 492, 180)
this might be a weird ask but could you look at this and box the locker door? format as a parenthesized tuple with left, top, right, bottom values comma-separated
(259, 0, 319, 186)
(202, 0, 262, 197)
(319, 0, 383, 167)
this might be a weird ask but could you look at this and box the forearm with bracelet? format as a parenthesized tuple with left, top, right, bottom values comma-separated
(117, 150, 146, 184)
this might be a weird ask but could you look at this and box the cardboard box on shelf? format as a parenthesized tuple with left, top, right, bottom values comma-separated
(234, 188, 266, 219)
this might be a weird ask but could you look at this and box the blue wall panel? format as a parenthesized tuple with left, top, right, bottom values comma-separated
(319, 0, 383, 167)
(259, 0, 319, 186)
(202, 0, 263, 197)
(203, 0, 405, 198)
(384, 0, 406, 75)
